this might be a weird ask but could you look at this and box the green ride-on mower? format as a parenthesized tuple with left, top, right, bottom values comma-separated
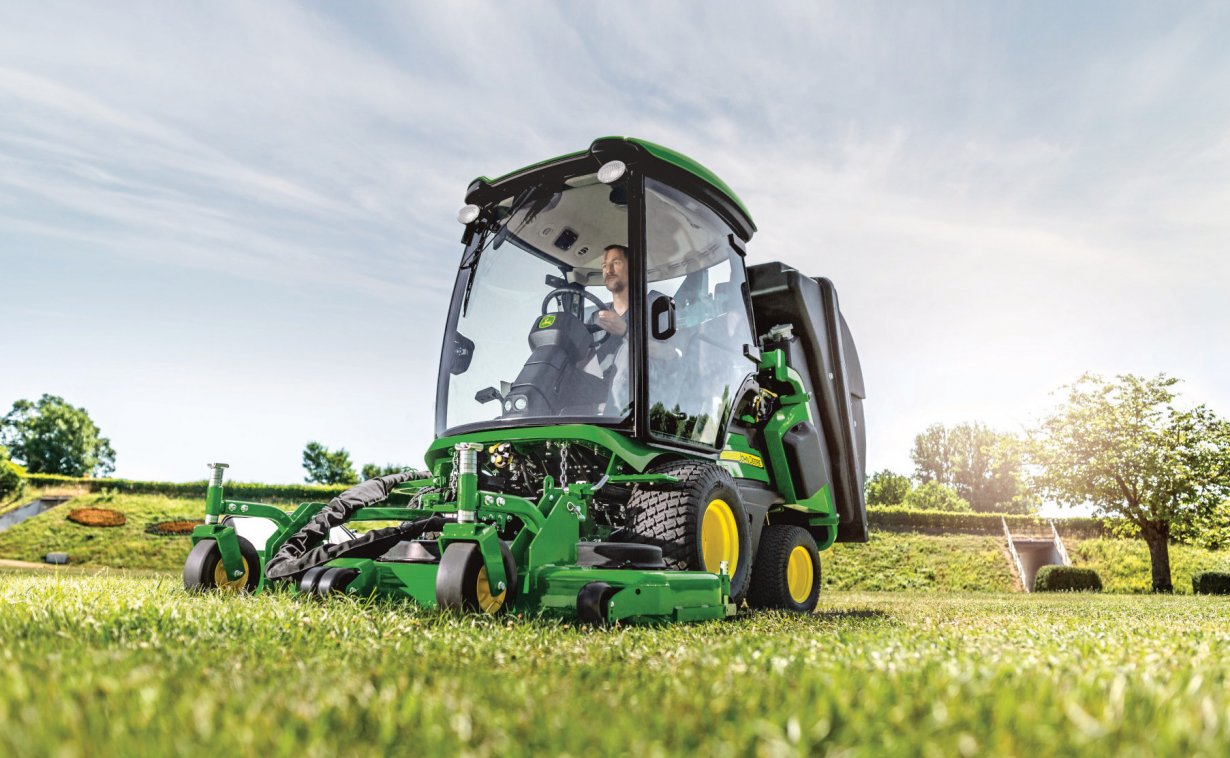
(184, 137, 868, 623)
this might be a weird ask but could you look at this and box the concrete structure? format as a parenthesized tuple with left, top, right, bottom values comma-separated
(1003, 517, 1070, 592)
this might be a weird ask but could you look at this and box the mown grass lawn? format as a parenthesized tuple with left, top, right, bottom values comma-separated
(3, 572, 1229, 757)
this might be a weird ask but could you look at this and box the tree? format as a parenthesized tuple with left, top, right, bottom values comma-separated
(903, 480, 972, 512)
(302, 441, 358, 485)
(911, 422, 1034, 513)
(361, 463, 407, 480)
(0, 395, 116, 477)
(1031, 374, 1230, 593)
(865, 469, 912, 506)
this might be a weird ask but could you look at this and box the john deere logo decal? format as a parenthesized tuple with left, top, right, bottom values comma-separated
(537, 314, 556, 329)
(720, 450, 764, 468)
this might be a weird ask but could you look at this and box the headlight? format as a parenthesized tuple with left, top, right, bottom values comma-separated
(597, 160, 626, 184)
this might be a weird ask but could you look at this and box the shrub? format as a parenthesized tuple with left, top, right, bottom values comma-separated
(868, 506, 1109, 537)
(0, 450, 26, 501)
(66, 508, 126, 527)
(903, 481, 971, 513)
(24, 473, 347, 503)
(1192, 571, 1230, 595)
(1034, 565, 1102, 592)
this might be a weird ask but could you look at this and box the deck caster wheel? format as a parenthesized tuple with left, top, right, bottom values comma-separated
(298, 566, 329, 595)
(436, 542, 517, 614)
(316, 567, 359, 596)
(747, 525, 821, 612)
(183, 536, 260, 594)
(577, 581, 619, 625)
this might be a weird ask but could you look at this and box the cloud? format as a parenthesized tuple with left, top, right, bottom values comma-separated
(1, 1, 1228, 480)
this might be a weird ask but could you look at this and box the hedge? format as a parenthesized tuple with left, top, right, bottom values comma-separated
(24, 474, 347, 502)
(1034, 566, 1103, 592)
(867, 506, 1109, 538)
(1192, 571, 1230, 595)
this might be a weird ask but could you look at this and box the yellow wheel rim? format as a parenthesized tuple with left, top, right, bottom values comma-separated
(786, 545, 814, 603)
(475, 566, 507, 614)
(212, 555, 250, 592)
(701, 498, 740, 576)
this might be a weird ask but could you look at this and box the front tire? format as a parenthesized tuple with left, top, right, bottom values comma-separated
(624, 461, 753, 600)
(747, 525, 821, 612)
(435, 542, 518, 614)
(183, 536, 261, 594)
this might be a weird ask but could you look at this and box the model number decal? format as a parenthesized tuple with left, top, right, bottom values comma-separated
(720, 450, 764, 468)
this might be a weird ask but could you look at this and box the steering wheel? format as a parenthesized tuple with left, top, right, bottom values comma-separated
(541, 287, 613, 346)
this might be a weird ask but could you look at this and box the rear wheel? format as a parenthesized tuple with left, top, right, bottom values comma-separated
(435, 542, 518, 614)
(183, 536, 260, 594)
(747, 525, 821, 612)
(624, 461, 752, 600)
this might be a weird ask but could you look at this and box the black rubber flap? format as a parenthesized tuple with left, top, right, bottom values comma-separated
(577, 541, 666, 569)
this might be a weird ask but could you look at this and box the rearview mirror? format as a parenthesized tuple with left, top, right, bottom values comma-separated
(449, 332, 475, 375)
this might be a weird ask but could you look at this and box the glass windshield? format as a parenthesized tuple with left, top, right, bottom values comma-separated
(440, 172, 631, 432)
(645, 178, 756, 448)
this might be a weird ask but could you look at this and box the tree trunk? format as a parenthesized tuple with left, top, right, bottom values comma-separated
(1141, 520, 1173, 593)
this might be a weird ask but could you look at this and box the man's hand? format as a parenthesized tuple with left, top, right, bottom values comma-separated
(595, 310, 627, 337)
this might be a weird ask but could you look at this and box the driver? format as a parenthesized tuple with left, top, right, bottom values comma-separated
(594, 244, 630, 340)
(591, 244, 679, 414)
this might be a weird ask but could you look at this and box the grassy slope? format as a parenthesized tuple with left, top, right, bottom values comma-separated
(0, 492, 201, 570)
(824, 532, 1018, 592)
(1071, 538, 1230, 594)
(3, 574, 1230, 756)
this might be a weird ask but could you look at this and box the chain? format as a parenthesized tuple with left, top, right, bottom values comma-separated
(447, 447, 459, 500)
(559, 441, 570, 487)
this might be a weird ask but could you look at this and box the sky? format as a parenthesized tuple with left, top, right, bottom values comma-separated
(2, 1, 1229, 487)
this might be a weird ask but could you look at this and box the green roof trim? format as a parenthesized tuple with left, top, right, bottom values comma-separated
(616, 137, 754, 228)
(469, 137, 754, 230)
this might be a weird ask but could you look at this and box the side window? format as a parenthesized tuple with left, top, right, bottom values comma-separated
(645, 179, 755, 447)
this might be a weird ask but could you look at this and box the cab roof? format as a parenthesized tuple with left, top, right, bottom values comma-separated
(466, 137, 756, 240)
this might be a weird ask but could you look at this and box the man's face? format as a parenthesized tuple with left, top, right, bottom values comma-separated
(602, 248, 627, 294)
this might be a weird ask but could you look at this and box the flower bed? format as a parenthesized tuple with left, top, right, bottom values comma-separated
(66, 508, 126, 527)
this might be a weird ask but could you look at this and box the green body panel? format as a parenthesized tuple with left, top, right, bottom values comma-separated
(757, 348, 838, 519)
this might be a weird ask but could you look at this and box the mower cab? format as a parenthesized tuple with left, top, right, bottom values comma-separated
(186, 137, 868, 624)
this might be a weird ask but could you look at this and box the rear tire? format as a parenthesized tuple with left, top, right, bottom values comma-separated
(183, 536, 260, 594)
(623, 461, 753, 600)
(747, 525, 821, 612)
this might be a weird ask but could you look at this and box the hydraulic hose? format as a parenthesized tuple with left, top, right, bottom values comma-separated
(264, 470, 444, 582)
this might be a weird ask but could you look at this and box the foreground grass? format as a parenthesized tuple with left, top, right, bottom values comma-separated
(2, 574, 1230, 756)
